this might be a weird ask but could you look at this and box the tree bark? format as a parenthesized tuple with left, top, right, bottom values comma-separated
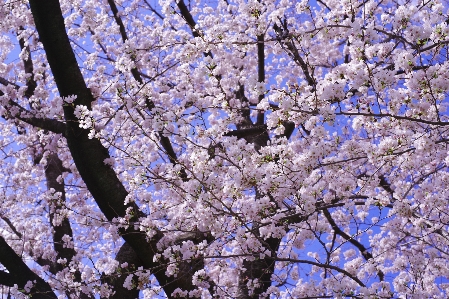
(101, 243, 142, 299)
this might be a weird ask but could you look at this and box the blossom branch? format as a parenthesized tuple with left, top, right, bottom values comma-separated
(0, 236, 57, 298)
(101, 242, 142, 299)
(0, 80, 66, 135)
(0, 215, 61, 275)
(274, 257, 366, 287)
(322, 208, 385, 281)
(28, 0, 200, 295)
(273, 21, 315, 89)
(256, 12, 265, 125)
(107, 0, 188, 181)
(17, 28, 37, 98)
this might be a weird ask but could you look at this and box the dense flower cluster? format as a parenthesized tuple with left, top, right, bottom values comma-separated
(0, 0, 449, 298)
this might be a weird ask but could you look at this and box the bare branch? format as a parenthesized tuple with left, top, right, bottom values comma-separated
(335, 111, 448, 126)
(322, 209, 385, 281)
(274, 257, 366, 287)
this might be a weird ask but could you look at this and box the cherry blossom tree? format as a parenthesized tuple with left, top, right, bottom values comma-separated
(1, 0, 449, 298)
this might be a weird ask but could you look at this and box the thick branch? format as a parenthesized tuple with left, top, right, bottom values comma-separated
(236, 236, 280, 299)
(44, 153, 78, 274)
(28, 1, 197, 296)
(224, 125, 267, 139)
(0, 77, 19, 88)
(18, 28, 37, 98)
(0, 216, 60, 276)
(101, 242, 142, 299)
(177, 0, 200, 38)
(177, 0, 213, 58)
(18, 116, 66, 134)
(283, 121, 296, 139)
(0, 236, 57, 298)
(1, 217, 22, 239)
(107, 0, 128, 45)
(0, 270, 14, 287)
(256, 33, 265, 125)
(236, 188, 280, 298)
(0, 80, 66, 134)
